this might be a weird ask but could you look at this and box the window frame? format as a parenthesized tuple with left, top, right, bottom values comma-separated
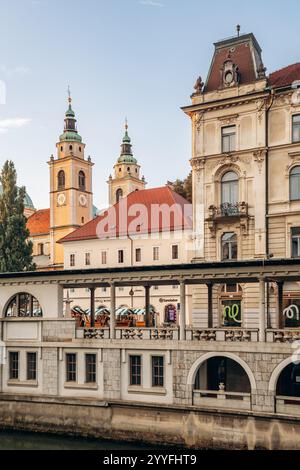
(85, 353, 97, 384)
(78, 170, 86, 191)
(290, 166, 300, 201)
(153, 246, 159, 261)
(101, 251, 107, 265)
(27, 352, 37, 381)
(118, 249, 124, 264)
(292, 114, 300, 143)
(85, 252, 91, 266)
(129, 355, 142, 386)
(66, 353, 77, 383)
(221, 232, 238, 261)
(291, 227, 300, 258)
(151, 356, 164, 388)
(70, 253, 75, 267)
(221, 125, 236, 153)
(57, 170, 65, 191)
(9, 351, 19, 380)
(172, 244, 179, 260)
(135, 248, 142, 263)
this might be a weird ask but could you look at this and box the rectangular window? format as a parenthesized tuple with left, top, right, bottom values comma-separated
(222, 299, 242, 327)
(27, 352, 37, 381)
(37, 243, 44, 256)
(172, 245, 179, 260)
(118, 249, 124, 264)
(9, 352, 19, 380)
(130, 355, 142, 386)
(70, 254, 75, 267)
(292, 115, 300, 142)
(101, 251, 107, 265)
(85, 253, 91, 266)
(221, 232, 238, 261)
(135, 248, 141, 263)
(292, 227, 300, 257)
(85, 354, 96, 383)
(152, 356, 164, 387)
(66, 353, 77, 382)
(153, 247, 159, 261)
(222, 126, 236, 153)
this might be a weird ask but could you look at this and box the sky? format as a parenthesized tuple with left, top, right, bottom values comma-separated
(0, 0, 300, 210)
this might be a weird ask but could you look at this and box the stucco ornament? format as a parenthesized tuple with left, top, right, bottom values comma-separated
(253, 149, 266, 174)
(192, 112, 204, 134)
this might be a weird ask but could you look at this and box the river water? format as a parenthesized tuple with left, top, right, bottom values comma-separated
(0, 430, 162, 450)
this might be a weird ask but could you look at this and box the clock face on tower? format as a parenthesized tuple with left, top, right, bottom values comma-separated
(57, 193, 66, 206)
(79, 194, 87, 207)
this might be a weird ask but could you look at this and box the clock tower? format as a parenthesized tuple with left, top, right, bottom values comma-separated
(49, 93, 93, 267)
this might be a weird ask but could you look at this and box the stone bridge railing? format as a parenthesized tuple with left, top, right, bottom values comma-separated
(266, 329, 300, 343)
(76, 327, 259, 341)
(186, 328, 259, 342)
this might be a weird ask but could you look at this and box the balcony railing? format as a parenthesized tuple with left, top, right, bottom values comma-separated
(266, 329, 300, 343)
(77, 326, 259, 342)
(193, 389, 251, 410)
(208, 202, 248, 220)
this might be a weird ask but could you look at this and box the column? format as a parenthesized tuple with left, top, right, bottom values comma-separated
(180, 281, 186, 340)
(259, 278, 266, 342)
(90, 287, 96, 328)
(145, 285, 151, 327)
(207, 282, 213, 328)
(110, 282, 116, 339)
(277, 281, 284, 329)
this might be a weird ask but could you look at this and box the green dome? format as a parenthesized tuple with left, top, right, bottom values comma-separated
(59, 131, 82, 143)
(118, 155, 137, 164)
(66, 104, 75, 118)
(0, 184, 35, 209)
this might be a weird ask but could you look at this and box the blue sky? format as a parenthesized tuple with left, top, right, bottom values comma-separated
(0, 0, 299, 209)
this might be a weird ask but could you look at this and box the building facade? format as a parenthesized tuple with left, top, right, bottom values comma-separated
(182, 32, 300, 331)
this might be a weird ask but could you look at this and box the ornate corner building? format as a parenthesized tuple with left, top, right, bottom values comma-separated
(182, 32, 300, 329)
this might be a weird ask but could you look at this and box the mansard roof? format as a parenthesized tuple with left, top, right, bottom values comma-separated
(204, 33, 264, 92)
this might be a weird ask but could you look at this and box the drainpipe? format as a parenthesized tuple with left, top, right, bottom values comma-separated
(265, 87, 275, 329)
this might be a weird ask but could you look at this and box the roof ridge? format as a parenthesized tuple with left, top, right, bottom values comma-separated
(269, 62, 300, 76)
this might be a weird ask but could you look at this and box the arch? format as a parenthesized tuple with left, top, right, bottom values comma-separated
(187, 352, 256, 391)
(221, 170, 238, 205)
(116, 188, 123, 203)
(57, 170, 65, 190)
(214, 163, 242, 182)
(78, 170, 86, 191)
(4, 292, 43, 318)
(269, 356, 297, 393)
(290, 165, 300, 201)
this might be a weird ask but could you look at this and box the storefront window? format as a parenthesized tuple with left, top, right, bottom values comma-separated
(283, 298, 300, 328)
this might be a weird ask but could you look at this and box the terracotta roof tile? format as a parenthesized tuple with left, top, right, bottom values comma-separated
(59, 187, 192, 243)
(27, 209, 50, 236)
(268, 63, 300, 88)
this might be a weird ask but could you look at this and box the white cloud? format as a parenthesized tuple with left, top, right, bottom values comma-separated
(139, 0, 164, 6)
(0, 118, 31, 133)
(0, 65, 31, 77)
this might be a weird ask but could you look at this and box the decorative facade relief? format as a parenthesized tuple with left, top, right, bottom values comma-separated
(192, 112, 204, 134)
(253, 149, 266, 174)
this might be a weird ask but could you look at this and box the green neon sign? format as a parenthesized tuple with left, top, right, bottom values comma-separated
(223, 304, 242, 324)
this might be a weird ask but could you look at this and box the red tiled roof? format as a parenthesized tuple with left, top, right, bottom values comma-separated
(268, 63, 300, 88)
(205, 42, 257, 92)
(27, 209, 50, 236)
(59, 187, 192, 243)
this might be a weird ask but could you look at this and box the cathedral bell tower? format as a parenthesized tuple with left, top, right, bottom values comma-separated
(108, 120, 146, 206)
(49, 92, 93, 267)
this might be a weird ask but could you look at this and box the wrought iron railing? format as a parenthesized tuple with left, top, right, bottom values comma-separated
(208, 202, 248, 219)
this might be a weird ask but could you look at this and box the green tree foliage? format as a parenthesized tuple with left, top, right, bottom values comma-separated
(0, 161, 35, 272)
(168, 171, 192, 203)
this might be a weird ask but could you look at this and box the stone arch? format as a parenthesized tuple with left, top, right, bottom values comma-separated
(268, 356, 295, 393)
(187, 351, 257, 391)
(213, 163, 242, 183)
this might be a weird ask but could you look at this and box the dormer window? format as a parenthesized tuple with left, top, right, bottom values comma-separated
(222, 60, 240, 88)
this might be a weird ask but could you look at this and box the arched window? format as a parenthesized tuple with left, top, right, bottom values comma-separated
(221, 232, 237, 261)
(116, 188, 123, 203)
(78, 171, 86, 190)
(221, 171, 238, 205)
(57, 170, 65, 190)
(5, 293, 43, 318)
(290, 166, 300, 201)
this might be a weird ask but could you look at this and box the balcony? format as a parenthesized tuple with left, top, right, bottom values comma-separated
(207, 202, 248, 236)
